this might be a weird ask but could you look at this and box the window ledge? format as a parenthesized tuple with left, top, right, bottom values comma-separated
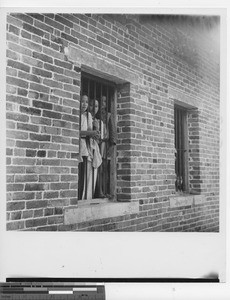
(64, 201, 139, 225)
(169, 194, 205, 208)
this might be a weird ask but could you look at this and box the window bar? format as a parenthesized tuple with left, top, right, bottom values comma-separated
(179, 109, 181, 181)
(105, 85, 109, 195)
(180, 110, 183, 190)
(181, 110, 184, 191)
(98, 83, 102, 198)
(175, 107, 178, 176)
(175, 107, 179, 191)
(180, 109, 184, 191)
(92, 80, 96, 198)
(177, 108, 180, 179)
(84, 78, 90, 200)
(78, 81, 83, 200)
(177, 109, 179, 174)
(99, 84, 102, 134)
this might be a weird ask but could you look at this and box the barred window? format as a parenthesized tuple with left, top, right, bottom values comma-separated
(174, 104, 189, 192)
(78, 73, 117, 201)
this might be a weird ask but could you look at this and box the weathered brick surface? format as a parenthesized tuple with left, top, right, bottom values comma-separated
(6, 13, 219, 232)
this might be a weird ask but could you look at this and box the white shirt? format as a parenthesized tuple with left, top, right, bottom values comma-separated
(80, 112, 93, 159)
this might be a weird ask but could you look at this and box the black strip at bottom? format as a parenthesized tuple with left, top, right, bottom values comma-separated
(6, 277, 219, 283)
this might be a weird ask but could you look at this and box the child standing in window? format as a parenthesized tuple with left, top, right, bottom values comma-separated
(78, 95, 102, 200)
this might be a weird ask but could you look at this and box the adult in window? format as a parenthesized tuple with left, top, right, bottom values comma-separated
(78, 95, 102, 200)
(99, 95, 117, 198)
(88, 98, 104, 198)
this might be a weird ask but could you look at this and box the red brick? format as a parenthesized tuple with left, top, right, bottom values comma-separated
(21, 55, 43, 67)
(47, 215, 64, 225)
(43, 78, 63, 89)
(15, 175, 38, 182)
(42, 159, 60, 166)
(6, 130, 28, 140)
(52, 136, 70, 144)
(7, 184, 24, 192)
(26, 166, 49, 174)
(44, 191, 59, 199)
(6, 85, 17, 94)
(39, 175, 59, 182)
(25, 183, 46, 191)
(18, 88, 28, 97)
(50, 167, 70, 174)
(16, 140, 39, 149)
(60, 190, 77, 198)
(33, 209, 43, 218)
(7, 14, 23, 27)
(7, 220, 25, 230)
(23, 23, 44, 37)
(12, 192, 35, 200)
(6, 76, 29, 89)
(17, 123, 39, 132)
(8, 41, 32, 56)
(10, 211, 22, 220)
(43, 110, 62, 120)
(30, 133, 50, 142)
(25, 217, 48, 228)
(21, 30, 31, 39)
(20, 106, 41, 116)
(55, 15, 73, 28)
(28, 13, 45, 22)
(34, 19, 54, 34)
(20, 39, 43, 52)
(61, 175, 77, 181)
(7, 201, 25, 211)
(50, 182, 69, 190)
(44, 16, 64, 31)
(11, 13, 33, 24)
(33, 51, 53, 64)
(30, 82, 50, 93)
(37, 150, 46, 157)
(31, 116, 52, 126)
(44, 62, 63, 74)
(53, 120, 71, 128)
(44, 207, 54, 216)
(13, 158, 36, 165)
(8, 24, 20, 35)
(32, 67, 52, 78)
(54, 58, 73, 70)
(7, 32, 19, 44)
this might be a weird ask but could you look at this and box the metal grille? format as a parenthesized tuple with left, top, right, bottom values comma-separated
(174, 105, 188, 192)
(78, 73, 115, 200)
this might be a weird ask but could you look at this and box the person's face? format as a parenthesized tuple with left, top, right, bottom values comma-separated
(81, 95, 88, 113)
(89, 100, 99, 115)
(101, 96, 107, 110)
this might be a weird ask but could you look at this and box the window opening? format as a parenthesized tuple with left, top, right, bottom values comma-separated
(78, 73, 116, 201)
(174, 105, 188, 193)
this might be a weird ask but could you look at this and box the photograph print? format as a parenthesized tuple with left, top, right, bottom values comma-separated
(6, 13, 220, 232)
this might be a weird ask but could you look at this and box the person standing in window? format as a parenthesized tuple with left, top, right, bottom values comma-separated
(78, 95, 101, 200)
(99, 95, 117, 198)
(88, 98, 103, 198)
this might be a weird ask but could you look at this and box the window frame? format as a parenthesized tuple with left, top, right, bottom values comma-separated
(79, 72, 117, 202)
(174, 104, 189, 193)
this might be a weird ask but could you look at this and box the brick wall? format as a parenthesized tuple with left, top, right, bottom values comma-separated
(6, 14, 219, 231)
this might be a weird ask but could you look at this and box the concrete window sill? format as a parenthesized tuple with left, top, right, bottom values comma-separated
(169, 194, 205, 208)
(64, 200, 139, 225)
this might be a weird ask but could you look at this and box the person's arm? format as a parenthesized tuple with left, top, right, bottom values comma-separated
(80, 112, 100, 139)
(80, 130, 99, 138)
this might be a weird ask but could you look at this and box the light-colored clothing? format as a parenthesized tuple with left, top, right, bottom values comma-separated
(79, 112, 102, 200)
(82, 160, 98, 200)
(80, 112, 93, 161)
